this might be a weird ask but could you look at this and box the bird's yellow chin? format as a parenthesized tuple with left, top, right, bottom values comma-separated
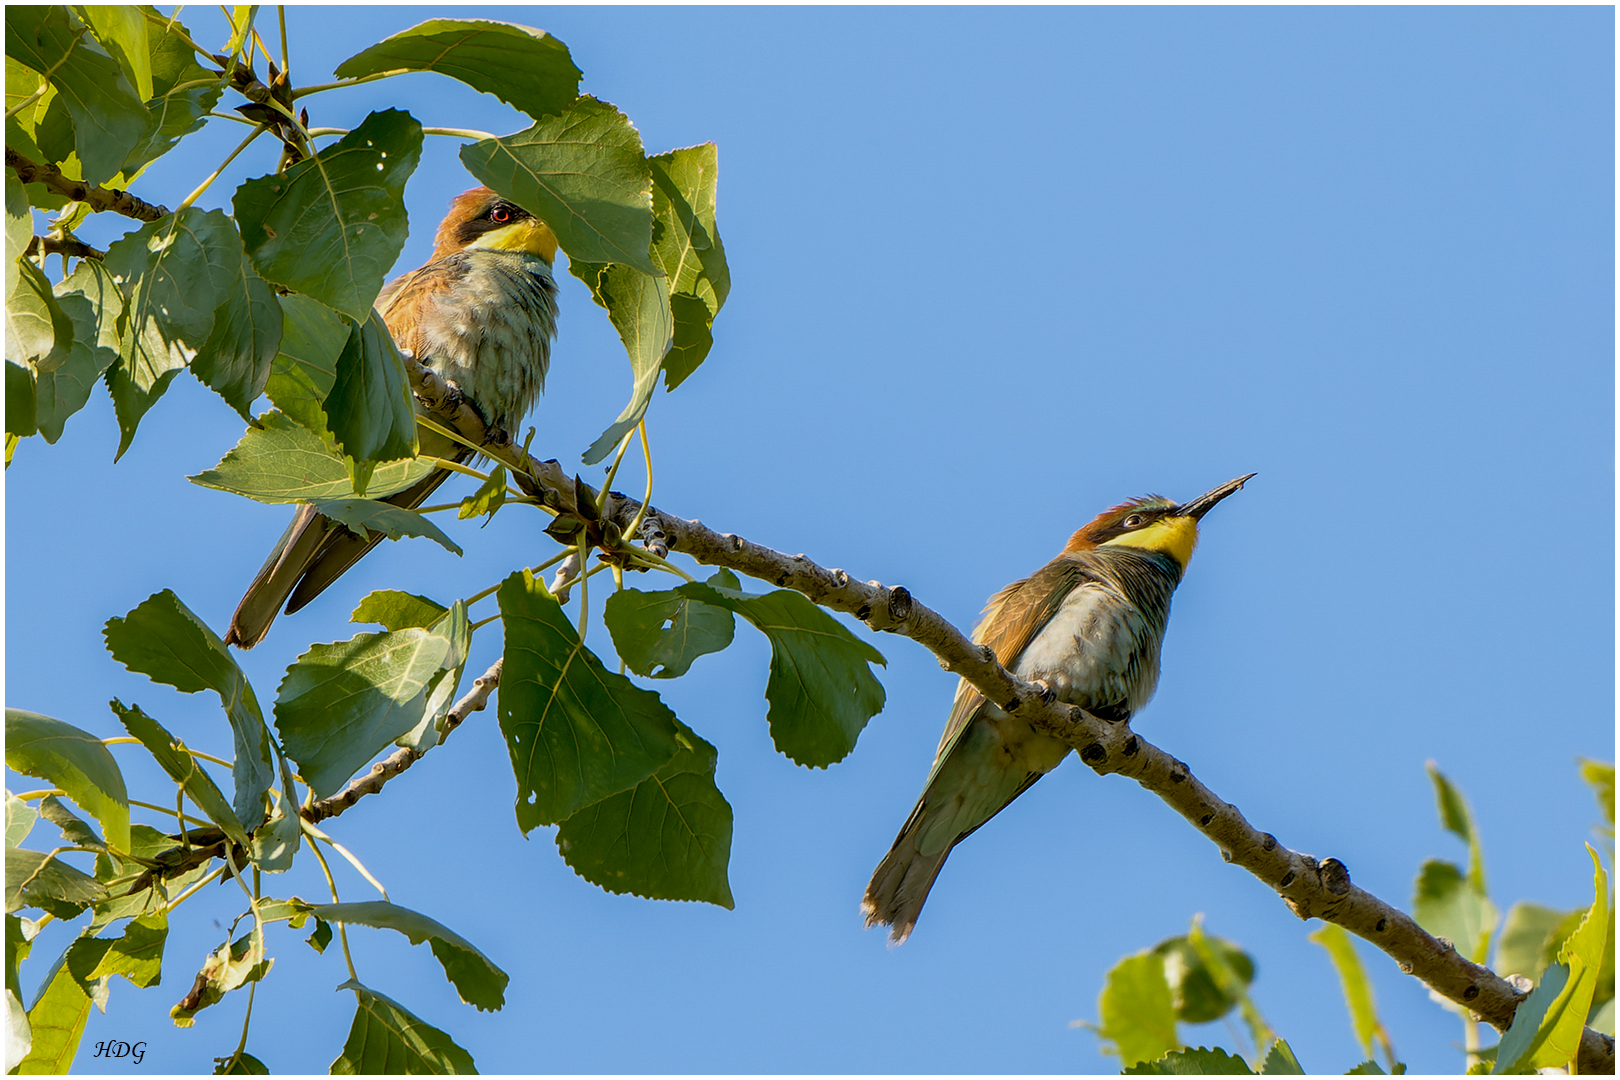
(469, 218, 559, 263)
(1102, 515, 1199, 568)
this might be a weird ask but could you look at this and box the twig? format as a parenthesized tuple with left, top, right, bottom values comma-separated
(300, 660, 502, 824)
(24, 235, 104, 261)
(5, 149, 170, 222)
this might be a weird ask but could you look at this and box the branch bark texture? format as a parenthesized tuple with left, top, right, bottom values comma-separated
(5, 149, 171, 222)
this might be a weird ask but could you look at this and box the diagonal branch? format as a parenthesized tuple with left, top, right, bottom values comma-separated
(400, 355, 1617, 1071)
(5, 148, 171, 222)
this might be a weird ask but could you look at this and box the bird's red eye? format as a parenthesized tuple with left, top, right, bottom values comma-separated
(1123, 514, 1145, 528)
(489, 205, 512, 224)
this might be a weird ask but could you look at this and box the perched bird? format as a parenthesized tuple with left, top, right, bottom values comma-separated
(862, 474, 1254, 943)
(225, 187, 560, 648)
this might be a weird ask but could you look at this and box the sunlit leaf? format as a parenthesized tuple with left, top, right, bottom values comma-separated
(64, 912, 166, 990)
(1090, 951, 1181, 1068)
(5, 848, 107, 918)
(264, 293, 346, 444)
(4, 710, 128, 851)
(15, 947, 92, 1073)
(351, 590, 448, 632)
(573, 260, 670, 464)
(334, 19, 580, 120)
(5, 6, 149, 185)
(169, 926, 271, 1028)
(108, 700, 248, 847)
(1309, 923, 1388, 1065)
(312, 498, 461, 556)
(75, 6, 151, 100)
(461, 97, 656, 273)
(102, 590, 273, 828)
(1122, 1046, 1252, 1075)
(233, 109, 422, 321)
(324, 309, 418, 466)
(189, 409, 434, 503)
(1412, 859, 1497, 966)
(41, 260, 121, 443)
(191, 249, 282, 420)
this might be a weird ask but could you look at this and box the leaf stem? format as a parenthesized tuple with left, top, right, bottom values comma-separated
(422, 127, 498, 141)
(624, 421, 654, 541)
(600, 427, 637, 498)
(300, 818, 388, 901)
(176, 122, 268, 212)
(305, 835, 358, 982)
(164, 865, 225, 912)
(128, 797, 211, 829)
(416, 414, 485, 459)
(4, 83, 48, 122)
(277, 6, 288, 78)
(104, 736, 234, 770)
(576, 533, 591, 643)
(418, 455, 489, 482)
(292, 69, 412, 99)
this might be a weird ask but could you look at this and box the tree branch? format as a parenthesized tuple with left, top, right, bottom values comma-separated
(24, 234, 103, 261)
(5, 149, 171, 222)
(401, 354, 1617, 1070)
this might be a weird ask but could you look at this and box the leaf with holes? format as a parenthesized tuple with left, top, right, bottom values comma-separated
(233, 109, 423, 321)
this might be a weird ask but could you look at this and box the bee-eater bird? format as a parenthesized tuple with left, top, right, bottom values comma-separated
(225, 187, 560, 648)
(862, 474, 1254, 943)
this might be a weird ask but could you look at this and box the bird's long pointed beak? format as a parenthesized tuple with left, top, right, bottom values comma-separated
(1176, 473, 1256, 521)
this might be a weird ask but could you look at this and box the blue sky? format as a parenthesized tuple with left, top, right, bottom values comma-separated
(6, 5, 1613, 1074)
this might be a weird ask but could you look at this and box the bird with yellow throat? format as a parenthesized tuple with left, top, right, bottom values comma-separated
(863, 474, 1254, 943)
(225, 186, 561, 649)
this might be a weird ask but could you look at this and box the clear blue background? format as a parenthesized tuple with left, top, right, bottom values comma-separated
(6, 5, 1613, 1074)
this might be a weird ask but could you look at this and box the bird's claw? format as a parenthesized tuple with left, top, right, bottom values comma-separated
(1035, 680, 1058, 705)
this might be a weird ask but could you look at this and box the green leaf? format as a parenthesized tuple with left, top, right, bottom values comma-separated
(5, 169, 30, 302)
(1412, 859, 1498, 966)
(1309, 924, 1387, 1063)
(189, 409, 435, 504)
(264, 293, 346, 443)
(1524, 845, 1609, 1070)
(1496, 902, 1575, 985)
(1123, 1046, 1253, 1075)
(233, 108, 423, 321)
(1579, 758, 1614, 833)
(573, 260, 671, 465)
(15, 947, 93, 1073)
(497, 569, 679, 829)
(5, 6, 150, 186)
(1091, 950, 1181, 1068)
(352, 590, 448, 632)
(649, 143, 729, 391)
(678, 570, 886, 768)
(37, 796, 104, 853)
(555, 721, 734, 908)
(6, 795, 38, 849)
(214, 1051, 269, 1074)
(461, 97, 657, 274)
(65, 912, 166, 989)
(75, 5, 152, 100)
(333, 18, 581, 120)
(330, 980, 476, 1074)
(1258, 1039, 1305, 1075)
(396, 603, 470, 753)
(5, 989, 31, 1078)
(6, 256, 74, 371)
(1428, 762, 1487, 891)
(108, 700, 248, 847)
(102, 590, 273, 828)
(312, 498, 462, 556)
(6, 360, 36, 439)
(120, 11, 221, 175)
(169, 926, 271, 1028)
(102, 208, 241, 457)
(6, 848, 107, 917)
(1493, 961, 1568, 1074)
(1345, 1062, 1387, 1075)
(191, 248, 282, 419)
(87, 824, 213, 931)
(324, 309, 418, 465)
(1153, 932, 1255, 1025)
(458, 463, 506, 520)
(274, 609, 464, 798)
(40, 261, 121, 443)
(603, 585, 735, 679)
(309, 902, 507, 1011)
(4, 710, 128, 851)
